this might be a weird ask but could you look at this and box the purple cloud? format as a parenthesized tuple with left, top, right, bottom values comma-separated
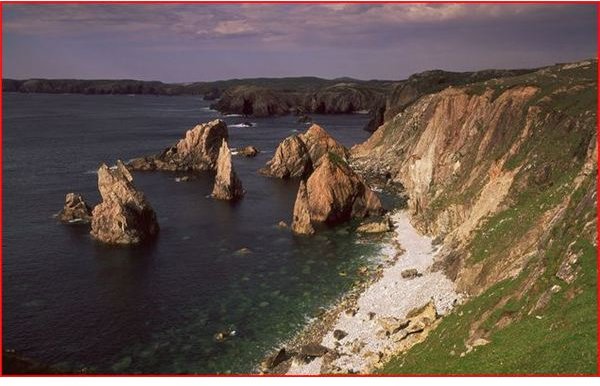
(2, 3, 596, 81)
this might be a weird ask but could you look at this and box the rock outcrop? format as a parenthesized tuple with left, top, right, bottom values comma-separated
(211, 86, 292, 117)
(364, 68, 536, 132)
(260, 136, 312, 178)
(90, 161, 159, 245)
(292, 154, 383, 234)
(237, 146, 259, 157)
(291, 180, 315, 235)
(260, 124, 348, 178)
(299, 124, 349, 167)
(211, 83, 387, 118)
(128, 119, 228, 172)
(57, 193, 92, 224)
(356, 216, 393, 234)
(211, 140, 245, 201)
(352, 60, 598, 296)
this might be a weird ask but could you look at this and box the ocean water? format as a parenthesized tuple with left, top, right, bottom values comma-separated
(2, 93, 383, 374)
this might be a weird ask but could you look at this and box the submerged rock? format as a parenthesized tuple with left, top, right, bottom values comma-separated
(260, 136, 312, 178)
(297, 114, 312, 123)
(211, 139, 245, 201)
(57, 193, 92, 224)
(128, 119, 228, 171)
(292, 154, 384, 234)
(90, 161, 159, 245)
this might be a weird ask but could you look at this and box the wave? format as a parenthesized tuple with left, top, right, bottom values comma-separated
(223, 114, 243, 117)
(230, 123, 256, 128)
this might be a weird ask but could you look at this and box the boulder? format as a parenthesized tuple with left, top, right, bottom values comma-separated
(90, 161, 159, 245)
(406, 301, 438, 326)
(377, 316, 410, 336)
(260, 348, 290, 372)
(401, 268, 421, 279)
(260, 136, 312, 178)
(356, 216, 393, 233)
(237, 146, 259, 157)
(128, 119, 228, 171)
(291, 154, 383, 234)
(212, 139, 245, 201)
(333, 329, 348, 340)
(299, 344, 329, 358)
(57, 193, 92, 224)
(291, 180, 315, 235)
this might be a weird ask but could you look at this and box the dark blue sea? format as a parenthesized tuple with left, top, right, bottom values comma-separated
(2, 93, 383, 374)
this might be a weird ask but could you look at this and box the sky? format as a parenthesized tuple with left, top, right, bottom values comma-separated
(2, 3, 597, 82)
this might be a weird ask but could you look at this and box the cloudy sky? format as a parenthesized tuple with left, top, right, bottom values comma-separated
(2, 3, 597, 82)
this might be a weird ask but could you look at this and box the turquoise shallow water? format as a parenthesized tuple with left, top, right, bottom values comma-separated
(3, 93, 385, 374)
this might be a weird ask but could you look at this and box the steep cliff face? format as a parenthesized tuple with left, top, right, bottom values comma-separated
(211, 83, 388, 117)
(300, 83, 382, 114)
(353, 60, 597, 373)
(364, 68, 536, 132)
(211, 85, 293, 117)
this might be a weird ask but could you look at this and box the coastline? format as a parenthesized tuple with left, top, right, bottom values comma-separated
(260, 211, 461, 374)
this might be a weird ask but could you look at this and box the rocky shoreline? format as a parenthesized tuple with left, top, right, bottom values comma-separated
(259, 211, 461, 374)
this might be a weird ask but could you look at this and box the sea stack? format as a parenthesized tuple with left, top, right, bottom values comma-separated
(291, 153, 383, 234)
(299, 124, 349, 167)
(57, 193, 92, 224)
(90, 161, 159, 245)
(260, 136, 312, 178)
(212, 139, 245, 201)
(260, 124, 348, 178)
(128, 119, 228, 172)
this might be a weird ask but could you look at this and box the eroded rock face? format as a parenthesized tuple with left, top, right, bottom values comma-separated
(57, 193, 92, 224)
(299, 124, 349, 167)
(260, 136, 312, 178)
(90, 161, 159, 245)
(212, 139, 245, 201)
(292, 155, 383, 234)
(260, 124, 348, 178)
(128, 119, 228, 171)
(291, 180, 315, 235)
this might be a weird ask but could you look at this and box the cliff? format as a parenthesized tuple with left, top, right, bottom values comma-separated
(211, 82, 390, 117)
(364, 68, 536, 132)
(353, 59, 597, 373)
